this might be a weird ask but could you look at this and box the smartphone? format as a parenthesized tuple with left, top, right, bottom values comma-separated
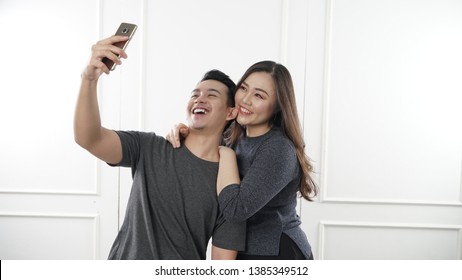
(102, 22, 137, 71)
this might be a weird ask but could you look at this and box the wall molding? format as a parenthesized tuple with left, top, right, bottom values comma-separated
(279, 0, 290, 65)
(319, 0, 333, 204)
(318, 220, 462, 260)
(0, 1, 104, 197)
(318, 0, 462, 207)
(0, 212, 99, 218)
(0, 212, 100, 259)
(0, 159, 101, 196)
(321, 197, 462, 207)
(138, 0, 148, 131)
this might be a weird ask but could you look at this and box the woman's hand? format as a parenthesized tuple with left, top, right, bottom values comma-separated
(81, 35, 129, 81)
(166, 123, 189, 148)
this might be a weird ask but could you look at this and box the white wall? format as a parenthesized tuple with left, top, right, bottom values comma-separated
(0, 0, 460, 259)
(302, 0, 462, 259)
(0, 0, 121, 259)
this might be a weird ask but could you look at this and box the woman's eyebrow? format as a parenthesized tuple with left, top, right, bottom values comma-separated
(242, 81, 270, 96)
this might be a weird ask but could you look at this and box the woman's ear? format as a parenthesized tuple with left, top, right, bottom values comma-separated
(226, 107, 238, 121)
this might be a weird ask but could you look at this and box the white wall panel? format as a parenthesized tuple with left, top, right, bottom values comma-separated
(283, 0, 310, 134)
(320, 0, 462, 204)
(320, 221, 462, 260)
(302, 0, 462, 260)
(0, 214, 98, 259)
(0, 0, 123, 260)
(0, 0, 100, 193)
(141, 0, 283, 137)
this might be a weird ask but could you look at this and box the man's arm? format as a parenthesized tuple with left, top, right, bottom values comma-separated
(74, 35, 129, 164)
(211, 245, 238, 260)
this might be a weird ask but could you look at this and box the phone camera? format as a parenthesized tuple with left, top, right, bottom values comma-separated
(122, 28, 129, 34)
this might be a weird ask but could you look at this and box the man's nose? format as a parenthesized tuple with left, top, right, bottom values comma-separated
(195, 93, 206, 103)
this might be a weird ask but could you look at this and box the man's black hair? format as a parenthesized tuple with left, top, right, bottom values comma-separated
(201, 69, 236, 107)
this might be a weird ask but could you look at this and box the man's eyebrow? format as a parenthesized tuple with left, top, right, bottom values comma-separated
(242, 81, 270, 96)
(207, 88, 222, 94)
(191, 88, 223, 94)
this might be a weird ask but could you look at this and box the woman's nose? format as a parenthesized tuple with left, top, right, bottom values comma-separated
(241, 92, 251, 105)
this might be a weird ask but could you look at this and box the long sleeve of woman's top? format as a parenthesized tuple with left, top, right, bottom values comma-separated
(217, 129, 300, 223)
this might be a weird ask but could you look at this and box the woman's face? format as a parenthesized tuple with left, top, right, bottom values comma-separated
(235, 72, 278, 137)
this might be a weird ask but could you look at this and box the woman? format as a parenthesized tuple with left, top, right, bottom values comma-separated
(170, 61, 318, 259)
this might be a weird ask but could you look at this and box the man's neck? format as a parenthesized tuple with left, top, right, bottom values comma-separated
(184, 131, 222, 162)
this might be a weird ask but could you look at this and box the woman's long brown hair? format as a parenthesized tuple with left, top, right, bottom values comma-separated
(225, 61, 318, 201)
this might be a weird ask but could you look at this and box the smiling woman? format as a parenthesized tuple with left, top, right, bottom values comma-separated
(234, 71, 278, 137)
(215, 60, 317, 260)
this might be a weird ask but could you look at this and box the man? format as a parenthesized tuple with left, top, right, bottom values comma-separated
(74, 35, 245, 259)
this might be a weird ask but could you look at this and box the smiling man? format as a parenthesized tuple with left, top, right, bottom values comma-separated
(74, 35, 244, 259)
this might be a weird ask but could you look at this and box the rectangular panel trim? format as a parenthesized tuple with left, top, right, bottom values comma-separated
(318, 220, 462, 260)
(0, 212, 100, 259)
(321, 197, 462, 207)
(138, 0, 148, 131)
(280, 0, 289, 65)
(318, 0, 462, 207)
(0, 212, 99, 218)
(0, 159, 101, 196)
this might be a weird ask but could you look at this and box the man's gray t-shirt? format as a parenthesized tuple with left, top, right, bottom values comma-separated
(108, 130, 246, 259)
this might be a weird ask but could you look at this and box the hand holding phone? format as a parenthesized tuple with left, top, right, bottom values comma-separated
(102, 22, 137, 71)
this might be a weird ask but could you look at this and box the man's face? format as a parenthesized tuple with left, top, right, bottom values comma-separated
(186, 79, 231, 132)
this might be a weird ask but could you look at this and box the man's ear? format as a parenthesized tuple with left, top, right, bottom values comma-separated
(226, 107, 238, 121)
